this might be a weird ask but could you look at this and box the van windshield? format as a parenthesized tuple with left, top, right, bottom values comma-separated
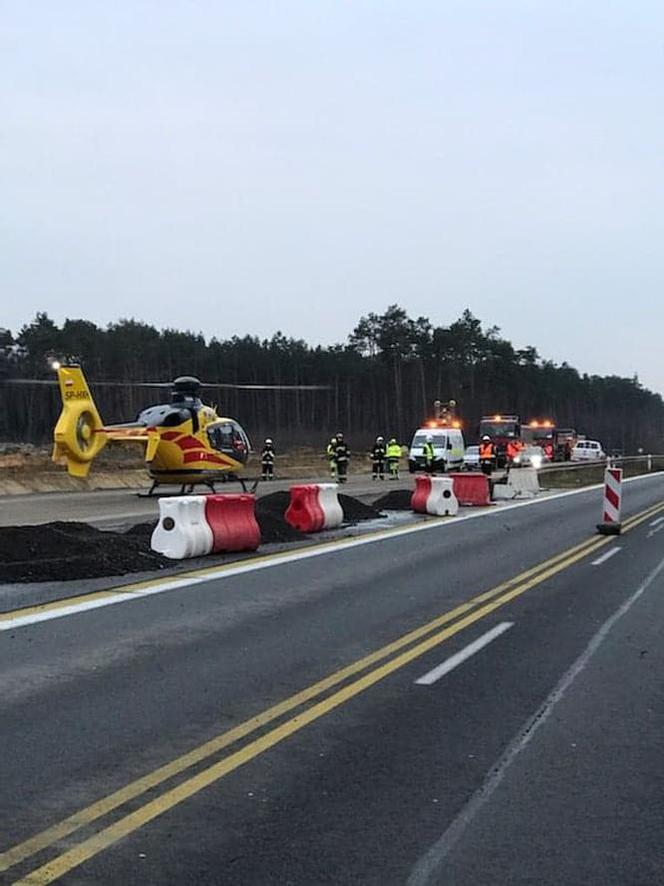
(412, 432, 447, 447)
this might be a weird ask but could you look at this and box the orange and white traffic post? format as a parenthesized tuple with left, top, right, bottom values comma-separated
(597, 466, 622, 535)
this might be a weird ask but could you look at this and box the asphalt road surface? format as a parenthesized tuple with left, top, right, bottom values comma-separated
(0, 474, 413, 529)
(1, 474, 664, 885)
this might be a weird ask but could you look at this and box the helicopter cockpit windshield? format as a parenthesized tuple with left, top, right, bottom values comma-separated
(207, 420, 251, 464)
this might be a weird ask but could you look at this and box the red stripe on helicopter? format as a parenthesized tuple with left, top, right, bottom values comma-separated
(182, 451, 233, 466)
(160, 432, 207, 451)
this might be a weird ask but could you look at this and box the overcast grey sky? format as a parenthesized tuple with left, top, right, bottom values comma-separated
(2, 1, 664, 391)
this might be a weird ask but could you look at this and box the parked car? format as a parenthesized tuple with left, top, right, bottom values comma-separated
(512, 445, 545, 469)
(571, 440, 605, 462)
(463, 445, 480, 471)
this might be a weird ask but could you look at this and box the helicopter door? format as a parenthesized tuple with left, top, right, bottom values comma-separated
(207, 421, 251, 465)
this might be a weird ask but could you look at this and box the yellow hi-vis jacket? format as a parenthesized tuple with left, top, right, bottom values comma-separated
(386, 442, 401, 459)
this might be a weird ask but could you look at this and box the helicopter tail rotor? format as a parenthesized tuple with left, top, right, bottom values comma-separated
(52, 365, 107, 477)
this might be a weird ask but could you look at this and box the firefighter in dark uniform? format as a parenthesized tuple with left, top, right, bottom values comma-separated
(479, 435, 496, 475)
(261, 438, 276, 480)
(334, 432, 350, 483)
(370, 435, 386, 480)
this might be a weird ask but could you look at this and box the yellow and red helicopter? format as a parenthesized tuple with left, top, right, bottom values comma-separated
(49, 364, 325, 494)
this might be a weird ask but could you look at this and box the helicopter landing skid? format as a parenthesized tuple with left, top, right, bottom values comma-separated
(237, 476, 261, 494)
(137, 476, 261, 497)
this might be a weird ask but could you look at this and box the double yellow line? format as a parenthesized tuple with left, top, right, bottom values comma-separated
(4, 500, 663, 885)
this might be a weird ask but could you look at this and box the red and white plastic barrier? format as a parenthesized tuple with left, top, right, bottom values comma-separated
(597, 467, 623, 535)
(318, 483, 344, 528)
(449, 473, 491, 507)
(285, 483, 343, 532)
(411, 476, 459, 517)
(151, 493, 260, 559)
(205, 494, 261, 553)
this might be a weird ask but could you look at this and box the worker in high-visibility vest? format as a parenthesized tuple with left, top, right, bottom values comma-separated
(506, 439, 520, 464)
(326, 437, 338, 480)
(423, 435, 435, 474)
(386, 438, 402, 479)
(479, 435, 496, 475)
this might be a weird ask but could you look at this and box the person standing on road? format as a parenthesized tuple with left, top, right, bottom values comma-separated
(423, 434, 435, 474)
(260, 438, 276, 480)
(386, 438, 402, 479)
(334, 432, 350, 483)
(479, 435, 496, 475)
(370, 436, 386, 480)
(326, 436, 338, 481)
(506, 439, 520, 464)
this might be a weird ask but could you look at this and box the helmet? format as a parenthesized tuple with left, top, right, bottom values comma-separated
(376, 435, 384, 442)
(336, 432, 344, 439)
(265, 438, 272, 444)
(330, 437, 336, 444)
(426, 434, 434, 442)
(389, 437, 397, 445)
(482, 435, 491, 442)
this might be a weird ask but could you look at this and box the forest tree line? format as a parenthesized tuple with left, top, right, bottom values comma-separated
(1, 306, 663, 454)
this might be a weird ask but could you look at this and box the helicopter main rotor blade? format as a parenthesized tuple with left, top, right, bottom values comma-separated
(2, 379, 331, 390)
(199, 383, 331, 391)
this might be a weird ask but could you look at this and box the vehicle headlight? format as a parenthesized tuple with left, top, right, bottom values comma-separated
(532, 456, 542, 469)
(514, 455, 521, 464)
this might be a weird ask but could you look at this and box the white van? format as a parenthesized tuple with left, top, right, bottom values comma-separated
(408, 426, 465, 473)
(570, 440, 605, 462)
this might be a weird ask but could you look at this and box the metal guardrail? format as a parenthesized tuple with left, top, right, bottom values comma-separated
(538, 455, 663, 473)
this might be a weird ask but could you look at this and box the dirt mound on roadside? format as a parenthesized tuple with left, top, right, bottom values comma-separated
(0, 490, 383, 584)
(338, 494, 384, 523)
(0, 522, 169, 583)
(371, 489, 413, 511)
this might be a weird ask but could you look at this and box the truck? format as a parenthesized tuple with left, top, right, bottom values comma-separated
(477, 414, 521, 468)
(521, 420, 578, 462)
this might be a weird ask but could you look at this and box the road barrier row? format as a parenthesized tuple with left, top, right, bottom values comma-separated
(492, 467, 540, 501)
(448, 472, 491, 506)
(151, 494, 260, 559)
(284, 483, 344, 533)
(411, 476, 459, 516)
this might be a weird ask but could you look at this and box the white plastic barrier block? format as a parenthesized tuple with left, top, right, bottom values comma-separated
(318, 483, 344, 529)
(493, 467, 540, 501)
(427, 476, 459, 516)
(151, 496, 214, 559)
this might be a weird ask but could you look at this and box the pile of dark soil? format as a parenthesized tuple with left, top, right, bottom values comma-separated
(255, 494, 305, 543)
(338, 494, 384, 523)
(371, 489, 413, 511)
(0, 522, 169, 584)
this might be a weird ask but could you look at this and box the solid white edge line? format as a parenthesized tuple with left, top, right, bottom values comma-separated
(414, 622, 514, 686)
(2, 471, 663, 633)
(591, 547, 622, 567)
(648, 516, 664, 527)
